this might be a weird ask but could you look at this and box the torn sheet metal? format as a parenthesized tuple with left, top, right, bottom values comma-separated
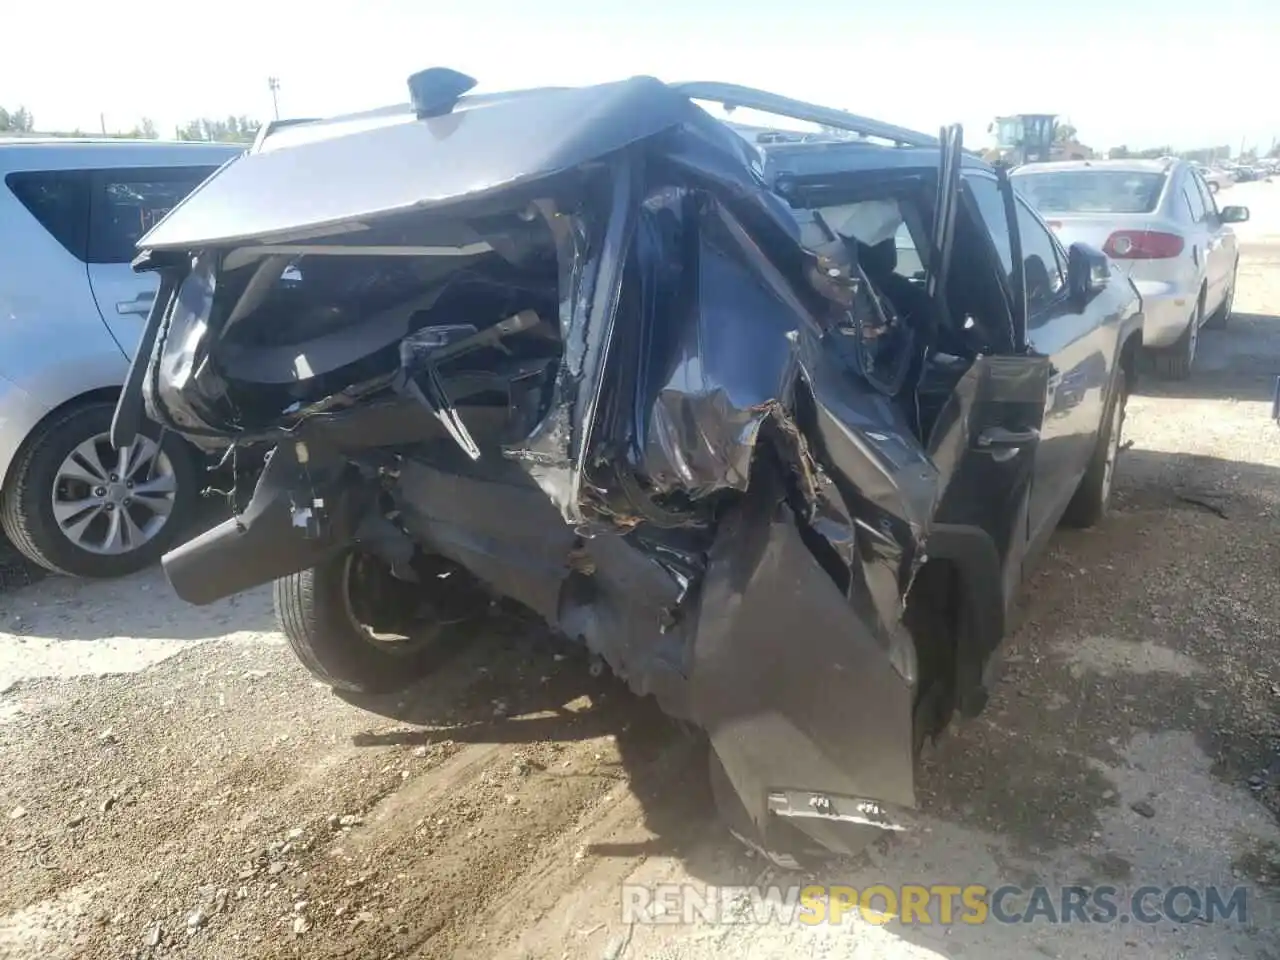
(690, 465, 917, 834)
(625, 192, 807, 502)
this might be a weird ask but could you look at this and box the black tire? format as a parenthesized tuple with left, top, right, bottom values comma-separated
(1151, 295, 1202, 380)
(274, 551, 484, 694)
(1, 401, 199, 578)
(1204, 262, 1238, 330)
(1062, 366, 1128, 528)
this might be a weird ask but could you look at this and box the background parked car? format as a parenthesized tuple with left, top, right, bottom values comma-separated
(1013, 158, 1248, 379)
(1194, 164, 1231, 193)
(0, 139, 242, 578)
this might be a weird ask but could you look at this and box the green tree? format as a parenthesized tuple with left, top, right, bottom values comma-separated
(1054, 122, 1078, 143)
(121, 117, 159, 140)
(0, 106, 34, 133)
(177, 116, 261, 143)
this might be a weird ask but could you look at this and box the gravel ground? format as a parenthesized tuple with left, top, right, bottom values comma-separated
(0, 539, 42, 593)
(2, 183, 1279, 960)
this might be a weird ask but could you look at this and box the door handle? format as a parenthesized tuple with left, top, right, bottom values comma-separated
(976, 426, 1040, 449)
(115, 292, 156, 317)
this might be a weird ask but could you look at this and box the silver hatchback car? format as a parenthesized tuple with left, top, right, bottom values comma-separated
(0, 139, 242, 577)
(1012, 158, 1248, 379)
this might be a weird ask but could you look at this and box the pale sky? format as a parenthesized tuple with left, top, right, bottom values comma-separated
(3, 1, 1276, 153)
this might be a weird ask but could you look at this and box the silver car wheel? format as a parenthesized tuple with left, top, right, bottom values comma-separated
(50, 433, 177, 556)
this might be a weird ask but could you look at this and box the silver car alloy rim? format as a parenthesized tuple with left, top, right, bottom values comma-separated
(50, 433, 177, 555)
(1100, 392, 1124, 506)
(1188, 305, 1199, 364)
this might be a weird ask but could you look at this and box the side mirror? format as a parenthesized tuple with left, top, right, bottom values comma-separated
(1068, 242, 1109, 303)
(1220, 205, 1250, 224)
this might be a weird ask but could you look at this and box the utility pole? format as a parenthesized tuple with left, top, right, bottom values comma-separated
(268, 77, 281, 120)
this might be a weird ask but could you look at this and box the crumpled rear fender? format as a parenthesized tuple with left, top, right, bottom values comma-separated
(690, 461, 917, 842)
(539, 182, 940, 844)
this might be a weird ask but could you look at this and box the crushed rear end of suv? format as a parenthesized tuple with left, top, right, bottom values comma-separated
(115, 69, 1122, 858)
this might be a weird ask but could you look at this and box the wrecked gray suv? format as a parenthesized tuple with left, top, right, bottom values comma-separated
(111, 70, 1142, 859)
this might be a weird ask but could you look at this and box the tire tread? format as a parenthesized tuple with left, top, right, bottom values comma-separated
(273, 559, 416, 694)
(1062, 367, 1128, 528)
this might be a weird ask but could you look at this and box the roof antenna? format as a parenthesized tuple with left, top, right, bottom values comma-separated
(407, 68, 478, 119)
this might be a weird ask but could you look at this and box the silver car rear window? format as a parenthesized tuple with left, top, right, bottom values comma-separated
(1015, 171, 1166, 215)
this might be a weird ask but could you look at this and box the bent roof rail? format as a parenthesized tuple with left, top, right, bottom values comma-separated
(250, 79, 942, 153)
(671, 82, 939, 149)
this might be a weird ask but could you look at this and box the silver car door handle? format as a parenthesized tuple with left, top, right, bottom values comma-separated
(976, 426, 1040, 448)
(115, 292, 156, 316)
(975, 426, 1038, 463)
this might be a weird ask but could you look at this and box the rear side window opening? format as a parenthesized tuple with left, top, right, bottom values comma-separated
(1015, 170, 1166, 215)
(5, 170, 91, 260)
(5, 166, 219, 265)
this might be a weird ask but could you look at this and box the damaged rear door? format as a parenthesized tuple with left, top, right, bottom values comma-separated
(914, 159, 1051, 715)
(690, 124, 1050, 852)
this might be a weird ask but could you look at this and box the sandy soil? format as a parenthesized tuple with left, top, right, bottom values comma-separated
(2, 183, 1279, 960)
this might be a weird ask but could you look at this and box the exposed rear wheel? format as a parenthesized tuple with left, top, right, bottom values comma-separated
(274, 549, 488, 694)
